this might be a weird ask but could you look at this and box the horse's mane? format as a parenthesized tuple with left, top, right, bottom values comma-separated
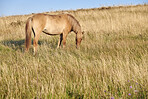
(67, 14, 81, 33)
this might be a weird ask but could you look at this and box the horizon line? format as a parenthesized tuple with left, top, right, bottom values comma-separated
(1, 3, 147, 17)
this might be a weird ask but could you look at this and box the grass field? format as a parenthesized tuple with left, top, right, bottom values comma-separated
(0, 4, 148, 98)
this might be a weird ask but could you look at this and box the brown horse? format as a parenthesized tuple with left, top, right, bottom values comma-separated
(25, 13, 84, 54)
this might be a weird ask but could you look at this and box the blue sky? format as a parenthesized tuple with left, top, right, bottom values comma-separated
(0, 0, 147, 16)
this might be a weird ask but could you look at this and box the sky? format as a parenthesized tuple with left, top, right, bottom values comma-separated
(0, 0, 147, 16)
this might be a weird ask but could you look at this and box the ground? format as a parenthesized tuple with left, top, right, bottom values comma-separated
(0, 4, 148, 98)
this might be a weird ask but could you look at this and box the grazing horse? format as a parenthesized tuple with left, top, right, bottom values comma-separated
(25, 13, 84, 54)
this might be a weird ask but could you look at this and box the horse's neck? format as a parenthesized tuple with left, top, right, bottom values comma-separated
(73, 25, 81, 34)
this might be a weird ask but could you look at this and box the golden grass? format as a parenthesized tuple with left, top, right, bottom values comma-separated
(0, 4, 148, 98)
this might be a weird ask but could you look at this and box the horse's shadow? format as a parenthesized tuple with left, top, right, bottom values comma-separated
(0, 39, 43, 51)
(0, 39, 57, 52)
(1, 40, 24, 51)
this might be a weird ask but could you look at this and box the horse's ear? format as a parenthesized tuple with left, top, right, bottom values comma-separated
(82, 31, 85, 40)
(82, 31, 84, 34)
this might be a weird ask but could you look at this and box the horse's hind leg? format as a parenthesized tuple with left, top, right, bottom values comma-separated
(57, 34, 63, 49)
(33, 28, 42, 55)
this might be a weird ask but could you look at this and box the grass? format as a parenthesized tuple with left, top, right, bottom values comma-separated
(0, 4, 148, 98)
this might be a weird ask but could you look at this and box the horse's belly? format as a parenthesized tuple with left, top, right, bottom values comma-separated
(43, 27, 63, 35)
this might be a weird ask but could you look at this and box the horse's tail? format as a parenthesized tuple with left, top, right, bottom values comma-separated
(25, 17, 32, 51)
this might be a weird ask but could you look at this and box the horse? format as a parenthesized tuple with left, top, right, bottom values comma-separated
(25, 13, 84, 54)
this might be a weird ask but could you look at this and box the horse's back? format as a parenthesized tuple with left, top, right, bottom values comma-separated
(31, 13, 75, 34)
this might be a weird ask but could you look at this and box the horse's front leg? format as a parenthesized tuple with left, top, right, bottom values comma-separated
(57, 34, 63, 49)
(62, 32, 68, 48)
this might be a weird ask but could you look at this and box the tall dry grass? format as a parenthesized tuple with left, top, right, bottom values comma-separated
(0, 5, 148, 98)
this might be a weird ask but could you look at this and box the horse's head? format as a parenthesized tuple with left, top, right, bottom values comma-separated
(76, 31, 85, 48)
